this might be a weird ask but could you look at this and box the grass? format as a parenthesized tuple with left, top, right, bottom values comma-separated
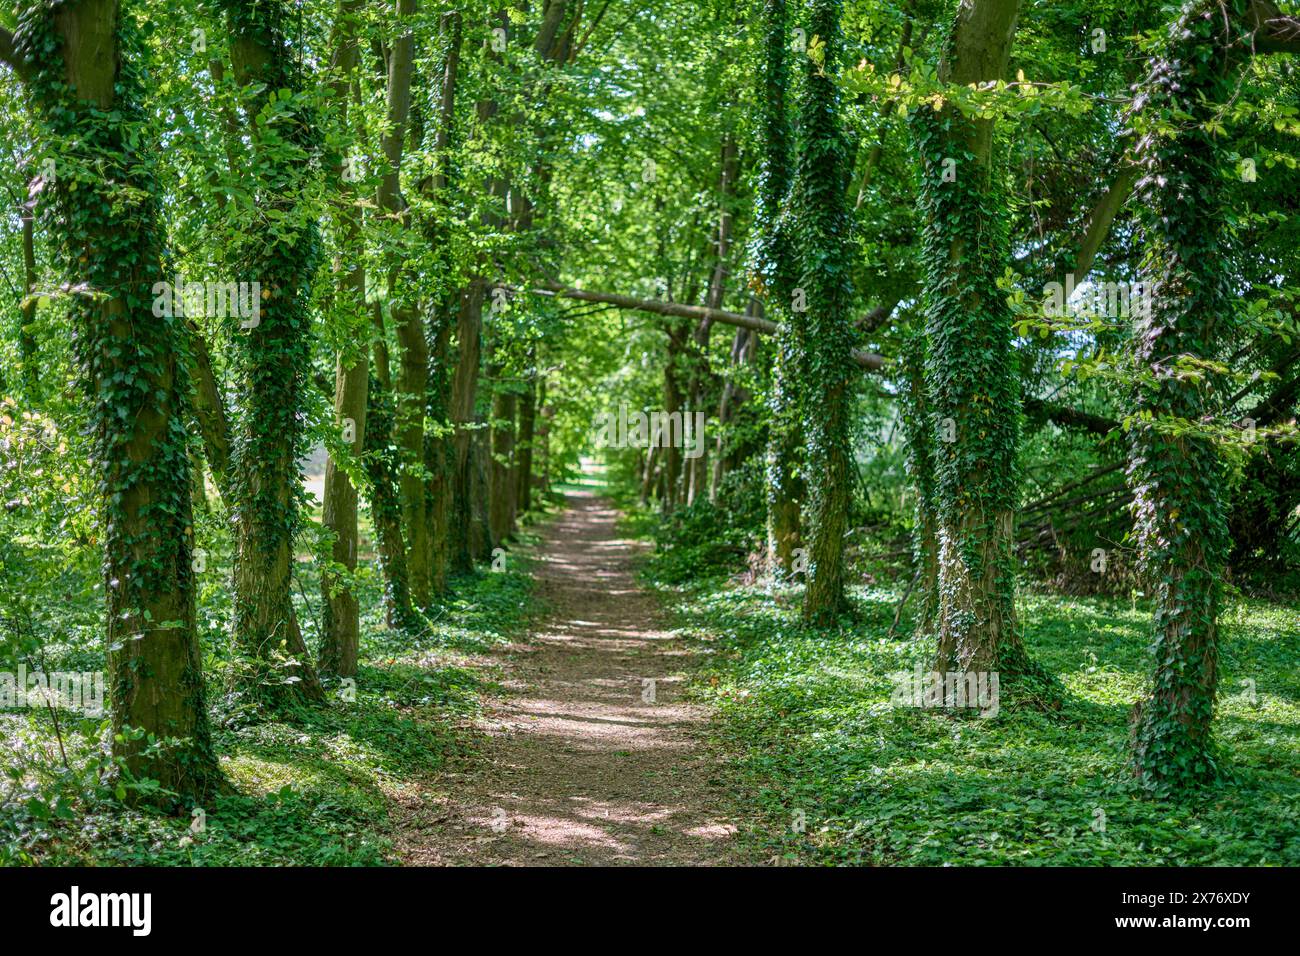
(651, 567, 1300, 866)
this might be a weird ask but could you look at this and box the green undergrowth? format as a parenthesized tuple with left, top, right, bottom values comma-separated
(647, 561, 1300, 866)
(1, 556, 538, 866)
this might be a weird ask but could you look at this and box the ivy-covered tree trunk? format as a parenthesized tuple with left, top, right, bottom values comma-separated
(489, 369, 517, 544)
(789, 0, 855, 624)
(364, 358, 418, 631)
(423, 9, 463, 595)
(901, 330, 938, 636)
(516, 362, 537, 513)
(225, 0, 325, 704)
(16, 0, 222, 800)
(767, 328, 803, 576)
(319, 0, 369, 679)
(371, 0, 432, 610)
(1125, 0, 1245, 789)
(450, 279, 486, 572)
(914, 0, 1042, 680)
(753, 0, 801, 578)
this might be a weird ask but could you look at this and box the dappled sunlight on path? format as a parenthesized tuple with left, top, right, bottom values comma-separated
(397, 491, 746, 866)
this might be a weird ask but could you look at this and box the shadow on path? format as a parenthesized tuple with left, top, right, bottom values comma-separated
(396, 490, 747, 866)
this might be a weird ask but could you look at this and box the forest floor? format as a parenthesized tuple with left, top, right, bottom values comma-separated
(395, 488, 750, 866)
(11, 476, 1293, 867)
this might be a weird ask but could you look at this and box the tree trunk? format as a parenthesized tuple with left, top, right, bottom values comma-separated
(1126, 0, 1247, 788)
(914, 0, 1042, 683)
(516, 362, 537, 513)
(901, 331, 938, 637)
(752, 0, 802, 578)
(687, 134, 739, 504)
(791, 0, 855, 624)
(19, 188, 37, 393)
(711, 305, 758, 500)
(320, 353, 367, 675)
(662, 326, 686, 513)
(319, 0, 369, 679)
(364, 362, 418, 632)
(641, 441, 661, 506)
(470, 422, 495, 560)
(450, 280, 485, 571)
(21, 0, 222, 800)
(489, 368, 517, 544)
(538, 380, 552, 494)
(395, 297, 431, 606)
(422, 10, 463, 596)
(374, 0, 430, 609)
(226, 0, 325, 705)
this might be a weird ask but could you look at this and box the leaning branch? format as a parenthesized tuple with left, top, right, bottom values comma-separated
(0, 27, 31, 82)
(1247, 0, 1300, 54)
(533, 283, 1129, 434)
(535, 281, 887, 371)
(1066, 166, 1138, 286)
(1023, 397, 1118, 435)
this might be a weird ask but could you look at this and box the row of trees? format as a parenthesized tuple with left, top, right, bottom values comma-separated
(0, 0, 595, 802)
(563, 0, 1298, 793)
(1, 0, 1297, 806)
(744, 0, 1300, 789)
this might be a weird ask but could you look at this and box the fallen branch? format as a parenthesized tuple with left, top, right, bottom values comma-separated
(886, 569, 921, 639)
(535, 282, 887, 371)
(1023, 397, 1118, 436)
(532, 282, 1134, 434)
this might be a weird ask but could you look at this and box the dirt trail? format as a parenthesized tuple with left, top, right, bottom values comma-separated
(398, 489, 748, 866)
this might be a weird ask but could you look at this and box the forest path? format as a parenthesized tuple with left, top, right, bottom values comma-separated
(397, 488, 748, 866)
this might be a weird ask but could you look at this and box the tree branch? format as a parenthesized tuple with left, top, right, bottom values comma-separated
(535, 282, 887, 371)
(530, 282, 1125, 432)
(1066, 165, 1138, 286)
(0, 26, 31, 82)
(1023, 397, 1118, 435)
(1247, 0, 1300, 54)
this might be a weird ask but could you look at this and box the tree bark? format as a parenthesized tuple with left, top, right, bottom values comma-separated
(423, 9, 463, 595)
(374, 0, 430, 609)
(711, 305, 758, 501)
(319, 0, 369, 678)
(686, 134, 739, 504)
(661, 325, 687, 513)
(488, 361, 517, 544)
(516, 357, 537, 513)
(901, 332, 938, 637)
(364, 357, 418, 632)
(18, 0, 222, 800)
(750, 0, 802, 578)
(915, 0, 1041, 682)
(450, 280, 486, 571)
(18, 190, 37, 393)
(791, 0, 855, 624)
(226, 0, 325, 705)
